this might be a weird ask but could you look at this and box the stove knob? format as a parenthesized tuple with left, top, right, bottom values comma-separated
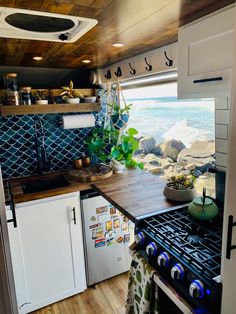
(189, 280, 204, 299)
(171, 263, 185, 280)
(157, 252, 170, 267)
(135, 231, 145, 245)
(146, 242, 158, 256)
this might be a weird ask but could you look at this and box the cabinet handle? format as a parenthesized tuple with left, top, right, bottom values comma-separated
(193, 77, 223, 84)
(226, 215, 236, 259)
(72, 207, 76, 225)
(6, 187, 17, 228)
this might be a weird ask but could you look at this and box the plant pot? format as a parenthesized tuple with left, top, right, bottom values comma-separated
(163, 186, 197, 202)
(66, 98, 80, 104)
(35, 99, 48, 105)
(111, 159, 125, 174)
(111, 113, 129, 129)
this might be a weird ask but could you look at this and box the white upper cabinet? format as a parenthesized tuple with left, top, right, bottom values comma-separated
(7, 192, 86, 314)
(178, 6, 235, 99)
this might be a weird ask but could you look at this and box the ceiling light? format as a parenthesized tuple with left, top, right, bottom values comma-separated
(33, 56, 43, 61)
(112, 43, 125, 47)
(82, 59, 92, 64)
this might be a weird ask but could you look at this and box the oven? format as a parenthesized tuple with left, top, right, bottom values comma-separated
(134, 205, 222, 314)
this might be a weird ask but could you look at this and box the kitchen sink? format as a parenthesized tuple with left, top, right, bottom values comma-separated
(21, 174, 70, 194)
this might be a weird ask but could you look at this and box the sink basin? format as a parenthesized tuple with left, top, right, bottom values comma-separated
(21, 174, 70, 194)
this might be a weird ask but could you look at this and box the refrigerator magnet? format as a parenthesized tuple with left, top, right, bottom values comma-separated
(124, 234, 130, 243)
(96, 206, 108, 214)
(110, 207, 116, 215)
(95, 238, 106, 248)
(89, 222, 102, 229)
(113, 218, 120, 229)
(116, 236, 124, 243)
(96, 227, 104, 238)
(105, 220, 113, 231)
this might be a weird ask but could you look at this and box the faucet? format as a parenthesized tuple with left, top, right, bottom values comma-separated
(34, 117, 51, 175)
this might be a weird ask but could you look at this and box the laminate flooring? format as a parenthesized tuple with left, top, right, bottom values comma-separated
(32, 272, 129, 314)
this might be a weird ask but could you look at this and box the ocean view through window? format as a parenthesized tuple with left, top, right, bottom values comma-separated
(123, 82, 215, 147)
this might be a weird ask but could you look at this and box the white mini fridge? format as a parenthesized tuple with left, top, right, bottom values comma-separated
(81, 190, 134, 286)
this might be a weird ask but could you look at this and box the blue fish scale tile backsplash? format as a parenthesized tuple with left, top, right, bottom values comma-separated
(0, 90, 107, 179)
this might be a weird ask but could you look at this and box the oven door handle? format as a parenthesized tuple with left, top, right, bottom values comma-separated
(226, 215, 236, 259)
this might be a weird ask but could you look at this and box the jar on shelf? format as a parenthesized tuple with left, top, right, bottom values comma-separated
(3, 73, 20, 106)
(20, 86, 32, 105)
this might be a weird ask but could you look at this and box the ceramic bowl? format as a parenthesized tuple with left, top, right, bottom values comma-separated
(83, 97, 96, 103)
(35, 99, 48, 105)
(66, 98, 80, 104)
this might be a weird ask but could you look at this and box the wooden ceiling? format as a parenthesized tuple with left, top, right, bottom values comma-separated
(0, 0, 235, 70)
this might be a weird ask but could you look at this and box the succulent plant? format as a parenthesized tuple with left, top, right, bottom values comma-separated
(60, 80, 84, 100)
(166, 175, 195, 190)
(32, 89, 47, 100)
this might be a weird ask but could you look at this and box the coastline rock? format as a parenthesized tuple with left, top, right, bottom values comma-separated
(143, 154, 161, 165)
(163, 139, 185, 161)
(177, 140, 215, 167)
(144, 164, 164, 174)
(150, 144, 163, 156)
(139, 137, 156, 153)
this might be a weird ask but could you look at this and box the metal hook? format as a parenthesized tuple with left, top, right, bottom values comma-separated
(144, 57, 152, 71)
(114, 66, 122, 77)
(164, 51, 173, 67)
(105, 70, 111, 80)
(129, 62, 136, 75)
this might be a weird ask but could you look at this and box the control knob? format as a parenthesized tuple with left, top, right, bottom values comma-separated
(146, 242, 158, 256)
(135, 231, 145, 245)
(171, 263, 185, 280)
(189, 280, 205, 299)
(157, 252, 170, 267)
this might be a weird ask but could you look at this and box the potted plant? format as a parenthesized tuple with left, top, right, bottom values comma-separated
(60, 80, 84, 104)
(85, 126, 119, 164)
(163, 175, 197, 202)
(109, 127, 144, 173)
(33, 89, 48, 104)
(110, 103, 132, 129)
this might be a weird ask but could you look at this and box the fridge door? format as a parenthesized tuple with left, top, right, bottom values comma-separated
(82, 195, 134, 286)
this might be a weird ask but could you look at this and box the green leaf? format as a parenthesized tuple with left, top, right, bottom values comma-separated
(144, 281, 151, 301)
(128, 128, 138, 136)
(136, 270, 142, 283)
(138, 162, 144, 170)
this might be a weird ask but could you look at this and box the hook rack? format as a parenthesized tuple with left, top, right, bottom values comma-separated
(144, 57, 152, 71)
(129, 62, 136, 75)
(105, 70, 111, 80)
(164, 51, 173, 67)
(114, 66, 122, 77)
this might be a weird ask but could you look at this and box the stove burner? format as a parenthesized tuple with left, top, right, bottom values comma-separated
(186, 234, 205, 246)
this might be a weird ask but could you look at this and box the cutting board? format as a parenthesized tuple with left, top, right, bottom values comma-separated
(68, 164, 113, 182)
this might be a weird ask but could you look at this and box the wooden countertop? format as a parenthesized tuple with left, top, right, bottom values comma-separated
(7, 169, 181, 222)
(93, 169, 181, 222)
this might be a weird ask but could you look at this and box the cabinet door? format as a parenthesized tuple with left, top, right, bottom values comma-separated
(8, 192, 86, 313)
(178, 6, 235, 99)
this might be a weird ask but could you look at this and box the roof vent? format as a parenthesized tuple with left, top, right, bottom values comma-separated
(0, 7, 98, 42)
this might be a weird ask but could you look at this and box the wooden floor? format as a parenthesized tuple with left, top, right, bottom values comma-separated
(32, 272, 129, 314)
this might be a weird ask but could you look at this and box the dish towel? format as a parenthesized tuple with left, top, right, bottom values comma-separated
(125, 251, 159, 314)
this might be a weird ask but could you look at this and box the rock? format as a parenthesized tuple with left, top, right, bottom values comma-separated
(185, 163, 196, 171)
(150, 144, 163, 156)
(144, 164, 163, 174)
(196, 162, 215, 173)
(143, 154, 160, 165)
(139, 137, 156, 153)
(163, 139, 186, 161)
(177, 140, 215, 167)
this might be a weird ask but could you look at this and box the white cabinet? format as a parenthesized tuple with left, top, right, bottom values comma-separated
(6, 192, 86, 314)
(178, 6, 235, 99)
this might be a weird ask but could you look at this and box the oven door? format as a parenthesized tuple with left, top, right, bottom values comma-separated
(154, 273, 195, 314)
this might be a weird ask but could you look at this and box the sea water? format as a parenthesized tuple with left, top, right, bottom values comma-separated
(126, 97, 215, 147)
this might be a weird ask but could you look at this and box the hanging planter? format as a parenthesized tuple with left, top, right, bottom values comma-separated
(111, 104, 131, 130)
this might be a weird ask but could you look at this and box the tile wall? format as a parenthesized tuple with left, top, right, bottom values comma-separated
(0, 90, 106, 179)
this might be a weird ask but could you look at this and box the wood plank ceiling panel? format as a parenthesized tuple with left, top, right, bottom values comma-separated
(0, 0, 234, 69)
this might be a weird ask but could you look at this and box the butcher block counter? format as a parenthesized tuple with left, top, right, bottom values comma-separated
(7, 169, 181, 222)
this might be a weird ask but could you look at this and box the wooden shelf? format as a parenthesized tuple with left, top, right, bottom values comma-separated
(0, 102, 101, 116)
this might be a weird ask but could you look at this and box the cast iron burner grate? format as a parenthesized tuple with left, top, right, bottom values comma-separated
(143, 206, 222, 280)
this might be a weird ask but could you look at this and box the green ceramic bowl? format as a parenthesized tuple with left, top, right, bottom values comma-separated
(188, 197, 218, 220)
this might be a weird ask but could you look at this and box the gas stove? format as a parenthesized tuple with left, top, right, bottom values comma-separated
(135, 206, 223, 313)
